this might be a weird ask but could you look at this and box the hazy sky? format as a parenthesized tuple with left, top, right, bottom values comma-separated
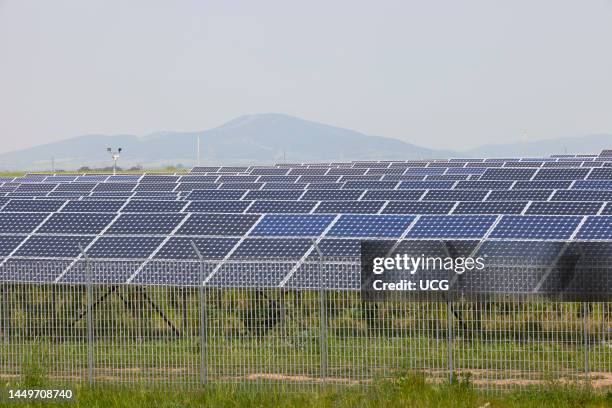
(1, 1, 612, 154)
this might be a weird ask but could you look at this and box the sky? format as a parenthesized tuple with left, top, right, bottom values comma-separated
(1, 0, 612, 154)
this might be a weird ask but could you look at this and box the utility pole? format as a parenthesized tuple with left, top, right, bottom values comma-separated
(107, 147, 122, 175)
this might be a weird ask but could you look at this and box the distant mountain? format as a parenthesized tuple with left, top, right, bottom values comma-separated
(0, 113, 609, 170)
(0, 113, 451, 170)
(464, 134, 612, 158)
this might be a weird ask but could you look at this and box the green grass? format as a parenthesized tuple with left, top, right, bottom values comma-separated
(0, 373, 611, 407)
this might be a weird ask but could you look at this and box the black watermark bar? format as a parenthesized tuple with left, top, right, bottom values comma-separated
(360, 240, 612, 302)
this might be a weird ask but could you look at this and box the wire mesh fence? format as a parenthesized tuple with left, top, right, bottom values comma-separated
(0, 257, 611, 390)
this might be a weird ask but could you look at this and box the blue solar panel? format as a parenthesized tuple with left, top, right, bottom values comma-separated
(219, 182, 263, 190)
(87, 236, 164, 258)
(454, 181, 513, 190)
(140, 175, 180, 183)
(176, 183, 219, 191)
(250, 214, 334, 237)
(382, 201, 455, 215)
(406, 215, 496, 238)
(188, 190, 246, 200)
(178, 214, 260, 236)
(453, 201, 527, 214)
(54, 183, 96, 192)
(231, 238, 312, 258)
(250, 168, 289, 175)
(38, 213, 115, 234)
(405, 168, 445, 175)
(93, 183, 136, 192)
(262, 182, 307, 190)
(343, 180, 397, 189)
(425, 175, 469, 181)
(309, 239, 361, 257)
(154, 237, 238, 259)
(315, 201, 384, 214)
(178, 175, 219, 183)
(2, 199, 65, 212)
(135, 183, 177, 191)
(15, 235, 95, 257)
(512, 180, 572, 189)
(576, 216, 612, 240)
(572, 180, 612, 190)
(487, 190, 552, 201)
(327, 215, 414, 238)
(489, 215, 582, 239)
(422, 190, 488, 201)
(297, 175, 340, 183)
(106, 213, 186, 235)
(525, 201, 603, 216)
(480, 168, 536, 180)
(14, 183, 56, 192)
(61, 200, 125, 213)
(476, 241, 564, 263)
(0, 236, 26, 256)
(122, 200, 186, 213)
(107, 175, 141, 182)
(247, 200, 317, 214)
(587, 168, 612, 180)
(398, 181, 455, 189)
(534, 168, 589, 180)
(361, 190, 424, 200)
(185, 200, 252, 213)
(551, 190, 612, 201)
(289, 168, 329, 175)
(600, 203, 612, 215)
(218, 175, 259, 182)
(244, 190, 303, 200)
(300, 189, 363, 201)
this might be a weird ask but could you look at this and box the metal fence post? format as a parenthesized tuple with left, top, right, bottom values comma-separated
(191, 241, 207, 385)
(79, 244, 94, 386)
(583, 302, 589, 379)
(447, 299, 453, 384)
(312, 240, 327, 379)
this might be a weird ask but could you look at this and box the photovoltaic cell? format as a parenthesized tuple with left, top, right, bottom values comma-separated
(406, 215, 496, 238)
(247, 200, 317, 214)
(315, 201, 385, 214)
(327, 214, 414, 238)
(525, 201, 603, 216)
(489, 215, 582, 239)
(250, 214, 334, 237)
(382, 201, 455, 215)
(452, 201, 527, 214)
(177, 214, 260, 236)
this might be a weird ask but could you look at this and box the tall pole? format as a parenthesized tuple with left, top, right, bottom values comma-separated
(197, 135, 201, 166)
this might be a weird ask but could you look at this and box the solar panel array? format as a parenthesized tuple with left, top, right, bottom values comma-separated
(2, 150, 612, 287)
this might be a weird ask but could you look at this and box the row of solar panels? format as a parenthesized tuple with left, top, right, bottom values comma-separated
(2, 213, 612, 244)
(1, 239, 611, 287)
(2, 198, 612, 215)
(10, 167, 612, 184)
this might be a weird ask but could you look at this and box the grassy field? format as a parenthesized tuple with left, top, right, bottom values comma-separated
(0, 372, 611, 407)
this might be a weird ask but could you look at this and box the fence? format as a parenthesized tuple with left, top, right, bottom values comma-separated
(0, 256, 611, 390)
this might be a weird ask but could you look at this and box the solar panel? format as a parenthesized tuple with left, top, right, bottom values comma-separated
(454, 180, 513, 190)
(422, 190, 488, 201)
(315, 201, 385, 214)
(489, 215, 582, 239)
(185, 200, 252, 213)
(572, 180, 612, 190)
(587, 168, 612, 180)
(487, 190, 552, 201)
(135, 183, 177, 191)
(178, 175, 219, 183)
(512, 180, 572, 189)
(38, 213, 115, 234)
(231, 238, 312, 258)
(176, 183, 220, 191)
(406, 215, 496, 238)
(551, 190, 612, 201)
(398, 181, 455, 189)
(122, 200, 186, 213)
(0, 236, 26, 256)
(327, 214, 414, 238)
(219, 182, 263, 190)
(525, 201, 603, 216)
(297, 175, 339, 183)
(218, 175, 259, 182)
(480, 168, 536, 180)
(576, 216, 612, 240)
(361, 190, 424, 200)
(534, 168, 589, 180)
(452, 201, 527, 214)
(301, 189, 363, 201)
(87, 236, 164, 258)
(106, 213, 186, 235)
(154, 237, 238, 259)
(343, 180, 397, 189)
(54, 183, 96, 192)
(187, 190, 246, 200)
(250, 214, 334, 237)
(140, 175, 180, 183)
(247, 200, 317, 214)
(244, 190, 303, 200)
(309, 239, 361, 257)
(262, 182, 307, 190)
(2, 199, 65, 212)
(93, 183, 136, 192)
(382, 201, 455, 215)
(475, 240, 564, 264)
(15, 235, 95, 257)
(250, 168, 289, 175)
(177, 214, 260, 236)
(257, 175, 299, 183)
(61, 200, 125, 213)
